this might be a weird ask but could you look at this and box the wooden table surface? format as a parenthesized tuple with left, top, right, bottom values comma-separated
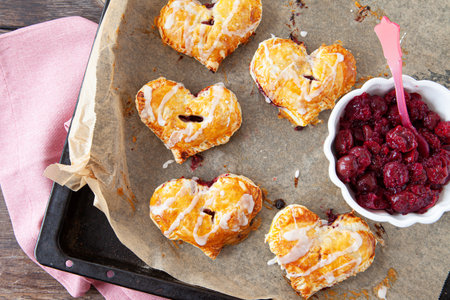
(0, 1, 105, 298)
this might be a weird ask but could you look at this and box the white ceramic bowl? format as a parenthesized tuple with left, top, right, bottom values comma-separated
(324, 75, 450, 227)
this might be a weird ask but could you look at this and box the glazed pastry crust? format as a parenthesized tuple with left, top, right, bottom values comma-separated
(136, 77, 242, 163)
(250, 37, 357, 126)
(157, 0, 262, 72)
(265, 205, 376, 299)
(150, 174, 262, 259)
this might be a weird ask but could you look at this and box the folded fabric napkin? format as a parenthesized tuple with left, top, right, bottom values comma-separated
(0, 16, 163, 299)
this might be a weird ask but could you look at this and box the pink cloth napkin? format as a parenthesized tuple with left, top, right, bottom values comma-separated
(0, 16, 164, 299)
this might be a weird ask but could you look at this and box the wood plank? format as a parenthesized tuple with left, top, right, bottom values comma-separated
(0, 190, 103, 298)
(0, 0, 104, 29)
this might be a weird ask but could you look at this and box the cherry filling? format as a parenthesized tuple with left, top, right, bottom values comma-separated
(178, 115, 204, 122)
(303, 75, 317, 81)
(289, 33, 303, 45)
(201, 19, 214, 25)
(195, 175, 220, 188)
(204, 3, 215, 8)
(335, 91, 450, 214)
(325, 209, 338, 225)
(190, 154, 204, 171)
(202, 208, 216, 222)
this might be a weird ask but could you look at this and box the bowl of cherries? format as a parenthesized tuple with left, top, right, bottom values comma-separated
(324, 75, 450, 227)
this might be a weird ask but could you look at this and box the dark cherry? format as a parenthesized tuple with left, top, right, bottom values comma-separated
(435, 121, 450, 144)
(407, 97, 428, 121)
(383, 161, 409, 188)
(274, 199, 286, 209)
(336, 155, 358, 183)
(384, 89, 397, 105)
(345, 93, 372, 122)
(409, 163, 427, 185)
(386, 125, 418, 153)
(356, 192, 390, 210)
(363, 125, 381, 144)
(335, 129, 354, 155)
(370, 95, 388, 118)
(387, 149, 402, 163)
(403, 149, 419, 164)
(349, 146, 372, 172)
(387, 105, 401, 127)
(423, 111, 441, 130)
(374, 117, 391, 137)
(356, 172, 377, 193)
(390, 185, 438, 214)
(419, 128, 441, 151)
(364, 140, 381, 155)
(389, 190, 417, 214)
(424, 154, 449, 185)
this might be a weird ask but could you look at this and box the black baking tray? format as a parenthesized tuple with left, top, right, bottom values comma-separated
(34, 1, 450, 299)
(34, 1, 238, 299)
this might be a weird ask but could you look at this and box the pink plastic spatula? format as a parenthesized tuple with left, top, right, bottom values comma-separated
(374, 16, 429, 157)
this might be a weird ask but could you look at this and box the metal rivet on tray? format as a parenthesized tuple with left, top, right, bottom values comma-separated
(65, 260, 73, 268)
(106, 270, 115, 278)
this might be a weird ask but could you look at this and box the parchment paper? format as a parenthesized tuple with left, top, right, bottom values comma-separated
(45, 0, 450, 299)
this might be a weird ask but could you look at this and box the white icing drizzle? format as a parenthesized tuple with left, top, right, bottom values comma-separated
(162, 159, 175, 168)
(141, 85, 155, 121)
(199, 0, 259, 62)
(238, 194, 254, 213)
(233, 210, 248, 230)
(158, 84, 181, 126)
(377, 285, 387, 299)
(193, 193, 217, 245)
(151, 180, 191, 216)
(219, 212, 231, 229)
(238, 181, 246, 191)
(317, 256, 362, 284)
(184, 84, 224, 142)
(277, 224, 315, 264)
(295, 169, 300, 178)
(164, 184, 201, 237)
(267, 256, 278, 265)
(164, 0, 182, 29)
(220, 190, 225, 196)
(286, 230, 363, 279)
(183, 2, 203, 55)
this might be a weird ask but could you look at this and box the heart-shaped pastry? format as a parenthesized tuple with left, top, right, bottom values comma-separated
(250, 37, 357, 127)
(265, 205, 376, 299)
(136, 77, 242, 163)
(150, 174, 262, 259)
(156, 0, 262, 72)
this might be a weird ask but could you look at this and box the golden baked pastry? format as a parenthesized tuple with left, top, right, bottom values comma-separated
(150, 174, 262, 259)
(265, 205, 376, 299)
(136, 77, 242, 163)
(250, 37, 357, 127)
(156, 0, 262, 72)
